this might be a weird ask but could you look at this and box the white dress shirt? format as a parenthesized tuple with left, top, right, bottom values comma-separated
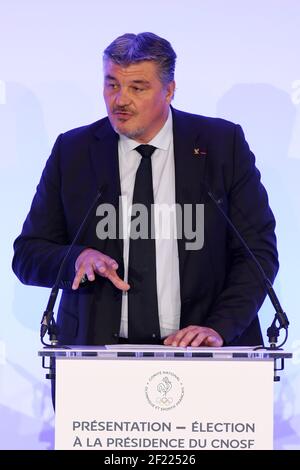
(118, 111, 181, 339)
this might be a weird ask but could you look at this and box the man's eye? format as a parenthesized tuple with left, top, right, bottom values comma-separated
(132, 86, 143, 92)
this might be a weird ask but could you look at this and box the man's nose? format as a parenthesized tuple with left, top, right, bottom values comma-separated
(115, 88, 131, 107)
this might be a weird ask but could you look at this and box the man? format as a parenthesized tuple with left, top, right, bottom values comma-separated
(12, 32, 278, 348)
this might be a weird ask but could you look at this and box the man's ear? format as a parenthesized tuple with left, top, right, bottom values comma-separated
(166, 80, 176, 103)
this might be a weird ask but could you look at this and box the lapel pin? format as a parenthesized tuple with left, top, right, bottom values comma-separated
(194, 148, 207, 156)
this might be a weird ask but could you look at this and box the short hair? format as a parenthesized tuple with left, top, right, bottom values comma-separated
(103, 32, 177, 85)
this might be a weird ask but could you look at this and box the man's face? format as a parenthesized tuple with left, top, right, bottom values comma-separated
(103, 59, 175, 143)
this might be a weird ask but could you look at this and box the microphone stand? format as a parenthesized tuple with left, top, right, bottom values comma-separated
(207, 189, 289, 350)
(264, 278, 289, 349)
(40, 286, 60, 347)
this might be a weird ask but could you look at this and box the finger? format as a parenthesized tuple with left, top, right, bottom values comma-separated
(204, 335, 223, 347)
(95, 259, 119, 276)
(190, 332, 210, 347)
(99, 254, 119, 270)
(94, 260, 107, 275)
(178, 329, 201, 347)
(108, 259, 119, 270)
(169, 333, 186, 347)
(169, 327, 195, 347)
(163, 334, 175, 346)
(107, 271, 130, 291)
(72, 266, 86, 290)
(85, 264, 96, 282)
(94, 260, 129, 291)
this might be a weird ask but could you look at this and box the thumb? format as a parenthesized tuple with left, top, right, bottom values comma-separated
(206, 335, 223, 347)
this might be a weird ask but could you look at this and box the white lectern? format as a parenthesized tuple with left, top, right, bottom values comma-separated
(39, 346, 291, 450)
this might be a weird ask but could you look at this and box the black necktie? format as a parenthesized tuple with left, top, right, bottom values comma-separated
(128, 144, 161, 344)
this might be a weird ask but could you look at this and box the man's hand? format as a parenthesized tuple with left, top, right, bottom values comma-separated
(163, 325, 223, 347)
(72, 248, 130, 291)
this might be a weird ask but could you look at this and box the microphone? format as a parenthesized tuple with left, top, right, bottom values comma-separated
(40, 187, 105, 346)
(206, 186, 289, 349)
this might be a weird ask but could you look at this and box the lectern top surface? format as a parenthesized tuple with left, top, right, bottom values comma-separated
(38, 345, 292, 360)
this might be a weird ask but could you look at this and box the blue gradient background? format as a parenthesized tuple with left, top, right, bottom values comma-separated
(0, 0, 299, 449)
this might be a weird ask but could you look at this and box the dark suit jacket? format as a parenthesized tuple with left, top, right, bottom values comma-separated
(12, 107, 278, 346)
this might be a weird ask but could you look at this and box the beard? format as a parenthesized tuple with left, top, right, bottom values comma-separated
(113, 122, 146, 141)
(109, 106, 146, 140)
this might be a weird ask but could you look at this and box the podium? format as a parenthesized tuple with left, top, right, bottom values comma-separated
(39, 346, 292, 450)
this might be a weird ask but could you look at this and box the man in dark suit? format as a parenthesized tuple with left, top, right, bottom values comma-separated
(12, 32, 278, 348)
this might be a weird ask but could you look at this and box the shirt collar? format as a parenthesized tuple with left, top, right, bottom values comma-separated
(118, 109, 173, 155)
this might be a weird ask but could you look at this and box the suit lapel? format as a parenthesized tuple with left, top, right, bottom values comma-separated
(172, 107, 208, 278)
(90, 119, 120, 202)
